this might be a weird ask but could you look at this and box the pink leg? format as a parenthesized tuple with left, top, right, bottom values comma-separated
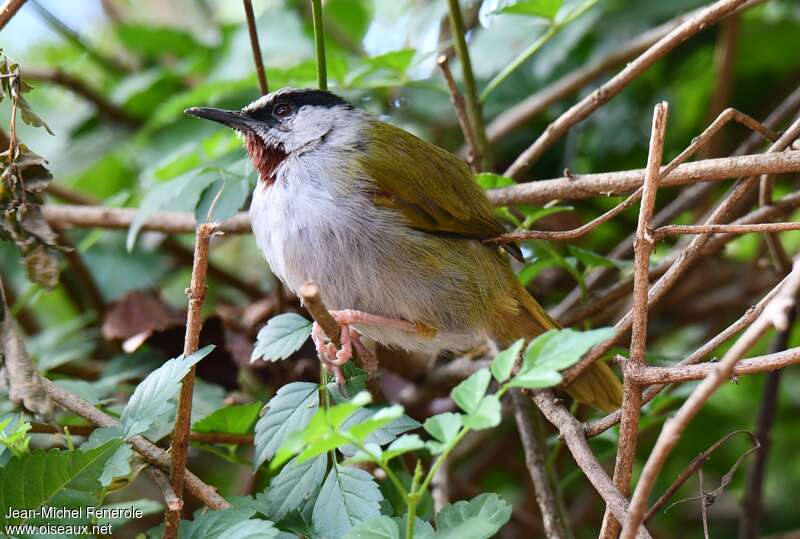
(329, 309, 418, 333)
(312, 322, 345, 384)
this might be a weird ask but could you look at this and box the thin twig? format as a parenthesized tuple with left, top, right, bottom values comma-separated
(29, 422, 255, 444)
(654, 221, 800, 238)
(738, 308, 795, 539)
(601, 102, 668, 539)
(242, 0, 268, 95)
(165, 223, 218, 538)
(0, 0, 27, 31)
(530, 390, 653, 539)
(446, 0, 491, 171)
(504, 0, 755, 178)
(310, 0, 327, 91)
(620, 258, 800, 539)
(40, 377, 230, 510)
(511, 390, 573, 539)
(562, 115, 800, 387)
(644, 430, 758, 523)
(147, 467, 183, 513)
(584, 269, 795, 437)
(703, 15, 740, 158)
(299, 281, 342, 348)
(438, 54, 480, 172)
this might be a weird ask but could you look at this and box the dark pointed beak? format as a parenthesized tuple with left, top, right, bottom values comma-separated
(184, 107, 253, 130)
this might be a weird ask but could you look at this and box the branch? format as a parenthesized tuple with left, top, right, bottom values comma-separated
(511, 390, 573, 539)
(0, 0, 26, 31)
(561, 115, 800, 386)
(490, 149, 797, 206)
(446, 0, 491, 171)
(243, 0, 268, 95)
(23, 67, 141, 126)
(601, 102, 668, 539)
(504, 0, 755, 178)
(654, 221, 800, 239)
(165, 223, 218, 538)
(530, 390, 653, 539)
(620, 258, 800, 539)
(584, 268, 795, 437)
(29, 422, 255, 444)
(438, 54, 481, 172)
(147, 467, 183, 513)
(40, 377, 230, 510)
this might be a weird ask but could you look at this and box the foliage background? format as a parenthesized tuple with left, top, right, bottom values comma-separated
(1, 0, 800, 537)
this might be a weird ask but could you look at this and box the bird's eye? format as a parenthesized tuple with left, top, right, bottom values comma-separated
(273, 103, 293, 118)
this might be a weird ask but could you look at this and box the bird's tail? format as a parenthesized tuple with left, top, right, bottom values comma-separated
(495, 282, 623, 412)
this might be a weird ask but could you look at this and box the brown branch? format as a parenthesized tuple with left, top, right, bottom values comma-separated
(165, 223, 217, 538)
(53, 229, 106, 316)
(584, 268, 795, 437)
(511, 390, 573, 539)
(40, 377, 230, 510)
(552, 85, 800, 320)
(703, 15, 740, 158)
(23, 67, 141, 126)
(0, 0, 26, 31)
(530, 390, 653, 539)
(654, 221, 800, 239)
(490, 150, 797, 206)
(602, 102, 668, 539)
(299, 281, 342, 348)
(504, 0, 755, 178)
(738, 310, 795, 539)
(438, 54, 481, 172)
(42, 204, 251, 234)
(629, 347, 800, 385)
(243, 0, 268, 95)
(645, 431, 758, 524)
(561, 114, 800, 387)
(147, 467, 183, 513)
(620, 258, 800, 539)
(29, 422, 255, 444)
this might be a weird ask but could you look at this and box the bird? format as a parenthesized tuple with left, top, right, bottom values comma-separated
(185, 87, 622, 411)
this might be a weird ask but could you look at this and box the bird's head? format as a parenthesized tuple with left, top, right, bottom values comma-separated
(185, 87, 356, 183)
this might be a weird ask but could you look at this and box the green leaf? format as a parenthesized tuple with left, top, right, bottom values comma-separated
(490, 339, 524, 383)
(259, 454, 327, 521)
(343, 515, 399, 539)
(312, 464, 383, 538)
(81, 426, 133, 487)
(195, 174, 251, 224)
(173, 507, 276, 539)
(499, 0, 564, 20)
(0, 414, 31, 461)
(251, 314, 313, 363)
(381, 434, 425, 462)
(365, 49, 416, 73)
(254, 382, 319, 468)
(567, 245, 628, 272)
(0, 440, 123, 525)
(508, 369, 562, 389)
(474, 172, 516, 189)
(462, 395, 502, 430)
(423, 413, 462, 455)
(523, 327, 614, 371)
(193, 402, 263, 434)
(451, 369, 492, 414)
(225, 519, 280, 538)
(435, 493, 513, 539)
(119, 345, 214, 439)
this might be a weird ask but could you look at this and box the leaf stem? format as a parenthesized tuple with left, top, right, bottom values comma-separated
(406, 462, 423, 539)
(480, 0, 601, 102)
(446, 0, 492, 170)
(310, 0, 327, 90)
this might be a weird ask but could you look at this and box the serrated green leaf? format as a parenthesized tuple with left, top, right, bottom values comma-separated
(451, 369, 491, 414)
(435, 493, 512, 539)
(462, 395, 502, 430)
(0, 440, 123, 525)
(508, 369, 562, 389)
(119, 345, 214, 439)
(225, 519, 280, 538)
(81, 426, 133, 487)
(423, 413, 462, 443)
(343, 515, 399, 539)
(175, 507, 267, 539)
(193, 402, 262, 434)
(491, 339, 524, 383)
(259, 454, 327, 521)
(254, 382, 319, 468)
(523, 327, 614, 372)
(251, 314, 313, 362)
(312, 464, 383, 538)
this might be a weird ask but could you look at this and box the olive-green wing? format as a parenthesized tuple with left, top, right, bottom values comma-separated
(361, 120, 520, 258)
